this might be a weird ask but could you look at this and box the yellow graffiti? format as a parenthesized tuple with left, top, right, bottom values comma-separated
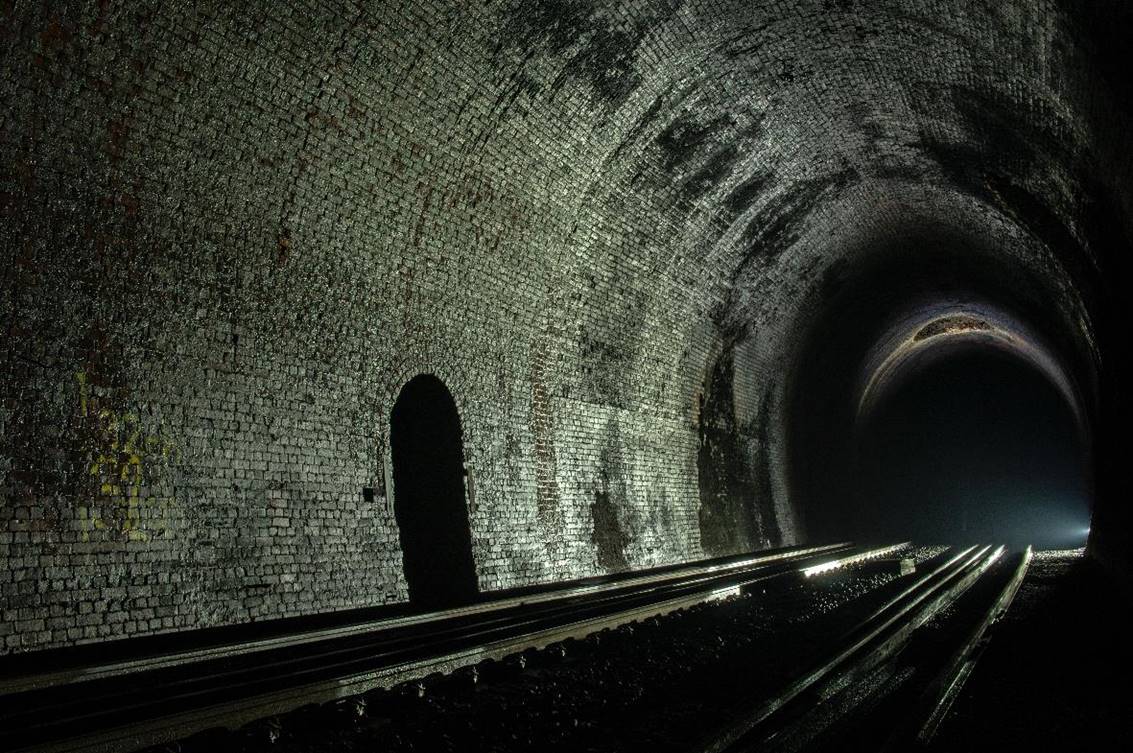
(76, 371, 179, 542)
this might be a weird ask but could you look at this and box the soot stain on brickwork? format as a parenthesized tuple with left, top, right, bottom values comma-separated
(752, 388, 781, 546)
(591, 477, 629, 572)
(725, 170, 775, 217)
(912, 82, 1103, 310)
(697, 348, 761, 556)
(592, 420, 630, 572)
(652, 113, 764, 204)
(733, 166, 861, 281)
(910, 83, 1071, 202)
(503, 0, 648, 106)
(655, 115, 738, 173)
(679, 144, 741, 204)
(610, 81, 686, 165)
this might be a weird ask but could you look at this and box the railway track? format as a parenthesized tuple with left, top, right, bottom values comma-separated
(693, 544, 1033, 753)
(0, 541, 903, 753)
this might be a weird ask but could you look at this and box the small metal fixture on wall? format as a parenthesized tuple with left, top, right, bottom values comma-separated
(464, 462, 476, 514)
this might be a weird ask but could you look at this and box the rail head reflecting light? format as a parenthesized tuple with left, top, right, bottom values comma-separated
(707, 586, 742, 602)
(801, 543, 909, 578)
(802, 560, 843, 578)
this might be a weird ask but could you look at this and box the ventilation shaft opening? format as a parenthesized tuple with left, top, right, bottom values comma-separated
(854, 345, 1091, 549)
(390, 374, 479, 609)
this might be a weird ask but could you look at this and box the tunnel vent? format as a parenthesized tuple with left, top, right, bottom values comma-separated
(913, 314, 992, 341)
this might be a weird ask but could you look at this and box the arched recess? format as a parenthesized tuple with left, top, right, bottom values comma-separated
(390, 374, 478, 609)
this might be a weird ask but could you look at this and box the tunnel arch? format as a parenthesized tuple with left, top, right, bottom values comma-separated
(782, 222, 1100, 547)
(854, 301, 1088, 433)
(389, 374, 479, 609)
(696, 347, 759, 556)
(852, 342, 1092, 548)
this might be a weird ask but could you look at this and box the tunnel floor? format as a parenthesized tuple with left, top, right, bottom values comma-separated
(928, 548, 1133, 752)
(157, 548, 943, 753)
(132, 546, 1129, 753)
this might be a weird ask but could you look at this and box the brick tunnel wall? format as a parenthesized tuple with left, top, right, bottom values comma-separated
(2, 0, 1128, 654)
(0, 1, 802, 653)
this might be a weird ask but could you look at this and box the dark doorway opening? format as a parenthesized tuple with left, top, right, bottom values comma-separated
(855, 347, 1091, 548)
(390, 374, 478, 609)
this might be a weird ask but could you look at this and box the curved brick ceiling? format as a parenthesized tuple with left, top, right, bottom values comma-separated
(855, 302, 1084, 431)
(2, 0, 1132, 652)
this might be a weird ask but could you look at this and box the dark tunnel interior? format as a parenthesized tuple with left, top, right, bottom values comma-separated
(785, 230, 1099, 550)
(852, 345, 1091, 549)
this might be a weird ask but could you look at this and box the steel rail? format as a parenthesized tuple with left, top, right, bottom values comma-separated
(0, 543, 852, 697)
(1, 542, 901, 753)
(894, 545, 1034, 748)
(6, 544, 862, 720)
(692, 544, 1003, 753)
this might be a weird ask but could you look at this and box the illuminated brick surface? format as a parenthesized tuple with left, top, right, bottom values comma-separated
(1, 1, 1127, 652)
